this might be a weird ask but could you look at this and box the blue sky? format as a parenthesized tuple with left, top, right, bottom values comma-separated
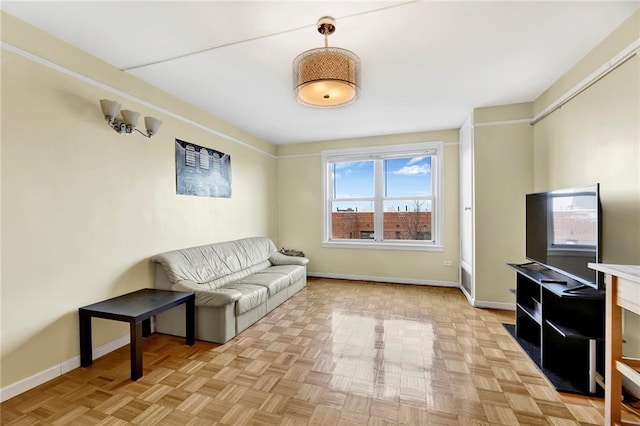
(332, 156, 432, 212)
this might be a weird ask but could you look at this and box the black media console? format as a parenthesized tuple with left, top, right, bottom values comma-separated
(507, 262, 605, 395)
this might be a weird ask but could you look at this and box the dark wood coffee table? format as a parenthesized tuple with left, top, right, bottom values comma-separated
(79, 288, 195, 380)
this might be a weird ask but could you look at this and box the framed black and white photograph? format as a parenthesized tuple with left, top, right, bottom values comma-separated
(175, 139, 231, 198)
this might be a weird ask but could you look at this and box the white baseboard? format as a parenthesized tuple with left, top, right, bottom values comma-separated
(307, 271, 458, 287)
(459, 283, 474, 304)
(473, 300, 516, 311)
(0, 334, 130, 403)
(458, 285, 516, 311)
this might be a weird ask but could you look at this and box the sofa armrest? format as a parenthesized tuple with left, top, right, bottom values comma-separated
(269, 252, 309, 267)
(172, 279, 242, 307)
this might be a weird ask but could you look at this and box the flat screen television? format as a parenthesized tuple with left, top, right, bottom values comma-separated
(526, 183, 602, 289)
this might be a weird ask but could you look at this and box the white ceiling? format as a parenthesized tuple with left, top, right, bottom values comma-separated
(2, 1, 638, 145)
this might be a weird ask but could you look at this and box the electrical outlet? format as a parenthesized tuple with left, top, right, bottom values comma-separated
(443, 260, 453, 266)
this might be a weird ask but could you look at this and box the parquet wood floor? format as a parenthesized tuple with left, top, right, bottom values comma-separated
(2, 278, 639, 425)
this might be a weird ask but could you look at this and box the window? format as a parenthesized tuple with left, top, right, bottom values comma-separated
(361, 231, 375, 239)
(199, 148, 210, 169)
(549, 192, 598, 248)
(185, 145, 197, 167)
(322, 142, 443, 251)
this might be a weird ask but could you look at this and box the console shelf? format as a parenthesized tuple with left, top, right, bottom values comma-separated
(508, 262, 605, 395)
(545, 319, 602, 341)
(519, 303, 542, 324)
(588, 264, 640, 425)
(617, 358, 640, 388)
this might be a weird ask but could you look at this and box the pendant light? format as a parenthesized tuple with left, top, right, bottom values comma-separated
(293, 16, 361, 108)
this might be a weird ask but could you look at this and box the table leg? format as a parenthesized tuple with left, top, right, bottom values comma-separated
(79, 310, 93, 367)
(588, 338, 596, 394)
(142, 318, 152, 337)
(605, 275, 622, 425)
(186, 297, 195, 346)
(130, 321, 143, 380)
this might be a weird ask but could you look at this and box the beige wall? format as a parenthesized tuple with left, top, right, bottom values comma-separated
(3, 6, 638, 397)
(1, 13, 277, 389)
(277, 131, 460, 285)
(532, 11, 640, 356)
(472, 104, 534, 303)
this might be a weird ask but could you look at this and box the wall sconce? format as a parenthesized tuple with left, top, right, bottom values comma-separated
(99, 99, 162, 138)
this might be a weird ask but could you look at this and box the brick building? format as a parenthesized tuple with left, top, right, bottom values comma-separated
(332, 211, 432, 240)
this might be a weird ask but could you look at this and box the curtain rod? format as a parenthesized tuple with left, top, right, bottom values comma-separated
(531, 46, 639, 126)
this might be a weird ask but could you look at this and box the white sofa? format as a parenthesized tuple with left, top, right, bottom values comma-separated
(151, 237, 308, 343)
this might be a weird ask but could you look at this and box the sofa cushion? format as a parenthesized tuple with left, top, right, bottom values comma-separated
(267, 265, 307, 285)
(223, 283, 269, 315)
(205, 260, 271, 290)
(172, 279, 242, 307)
(236, 270, 290, 296)
(151, 237, 277, 288)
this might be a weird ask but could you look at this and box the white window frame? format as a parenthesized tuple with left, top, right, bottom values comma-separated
(321, 142, 444, 251)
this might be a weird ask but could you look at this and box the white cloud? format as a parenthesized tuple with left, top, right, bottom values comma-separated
(333, 161, 371, 178)
(407, 156, 426, 165)
(334, 161, 370, 170)
(393, 164, 430, 175)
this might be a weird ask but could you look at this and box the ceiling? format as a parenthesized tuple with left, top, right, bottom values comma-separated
(2, 1, 638, 145)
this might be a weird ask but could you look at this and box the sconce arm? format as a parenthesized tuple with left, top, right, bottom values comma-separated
(134, 128, 152, 138)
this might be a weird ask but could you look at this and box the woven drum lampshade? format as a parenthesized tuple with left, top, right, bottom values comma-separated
(293, 17, 361, 108)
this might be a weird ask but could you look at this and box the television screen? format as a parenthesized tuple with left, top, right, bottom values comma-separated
(526, 184, 601, 288)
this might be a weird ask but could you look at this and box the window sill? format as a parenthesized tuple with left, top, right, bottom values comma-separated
(321, 241, 444, 252)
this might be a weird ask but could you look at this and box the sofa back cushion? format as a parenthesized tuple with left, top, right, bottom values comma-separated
(152, 237, 277, 289)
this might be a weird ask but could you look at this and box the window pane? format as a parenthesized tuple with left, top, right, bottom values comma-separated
(384, 157, 431, 197)
(332, 160, 374, 198)
(551, 194, 597, 246)
(331, 201, 375, 240)
(383, 200, 432, 240)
